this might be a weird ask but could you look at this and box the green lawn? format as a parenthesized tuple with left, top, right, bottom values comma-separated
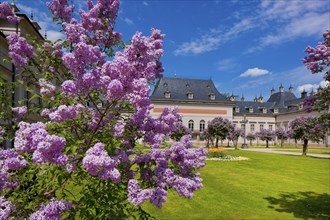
(142, 151, 330, 219)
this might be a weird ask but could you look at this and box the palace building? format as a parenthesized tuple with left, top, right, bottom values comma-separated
(1, 3, 328, 147)
(150, 77, 329, 146)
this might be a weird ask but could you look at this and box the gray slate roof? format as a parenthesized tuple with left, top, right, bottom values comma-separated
(267, 92, 297, 108)
(150, 77, 228, 102)
(233, 101, 275, 115)
(150, 77, 309, 115)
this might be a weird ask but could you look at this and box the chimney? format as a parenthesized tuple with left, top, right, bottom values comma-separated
(301, 89, 307, 98)
(229, 93, 235, 101)
(258, 94, 264, 103)
(289, 84, 293, 93)
(271, 87, 275, 95)
(279, 84, 284, 93)
(253, 96, 258, 102)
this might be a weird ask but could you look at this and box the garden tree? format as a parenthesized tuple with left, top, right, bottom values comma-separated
(286, 129, 298, 147)
(302, 30, 330, 137)
(0, 1, 207, 219)
(275, 127, 288, 147)
(256, 129, 275, 148)
(169, 123, 191, 141)
(246, 133, 256, 145)
(227, 127, 243, 149)
(289, 116, 326, 155)
(202, 128, 214, 148)
(207, 117, 234, 148)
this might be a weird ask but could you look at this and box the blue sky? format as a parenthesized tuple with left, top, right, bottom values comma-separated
(14, 0, 329, 101)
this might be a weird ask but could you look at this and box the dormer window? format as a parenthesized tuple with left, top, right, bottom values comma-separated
(235, 107, 240, 113)
(187, 92, 194, 99)
(274, 108, 278, 114)
(164, 92, 171, 98)
(263, 108, 267, 113)
(299, 104, 303, 110)
(209, 93, 215, 100)
(249, 107, 253, 113)
(163, 82, 168, 87)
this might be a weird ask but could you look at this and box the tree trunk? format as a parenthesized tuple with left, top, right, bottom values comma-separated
(233, 140, 238, 150)
(266, 140, 269, 148)
(302, 139, 308, 156)
(227, 140, 230, 147)
(295, 139, 297, 148)
(215, 138, 219, 148)
(280, 139, 283, 147)
(206, 138, 210, 148)
(250, 139, 252, 145)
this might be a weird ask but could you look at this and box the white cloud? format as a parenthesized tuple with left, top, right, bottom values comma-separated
(174, 18, 255, 56)
(174, 34, 221, 56)
(142, 1, 149, 6)
(240, 68, 270, 77)
(297, 80, 329, 93)
(216, 58, 240, 72)
(124, 17, 134, 25)
(46, 30, 65, 42)
(260, 12, 329, 46)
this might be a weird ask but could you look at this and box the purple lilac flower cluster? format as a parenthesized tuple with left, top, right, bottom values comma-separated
(143, 107, 181, 147)
(127, 179, 154, 205)
(0, 197, 15, 220)
(0, 2, 20, 23)
(14, 122, 67, 164)
(303, 96, 317, 113)
(289, 116, 326, 142)
(48, 104, 84, 123)
(6, 33, 35, 67)
(0, 149, 27, 193)
(302, 30, 330, 81)
(256, 129, 275, 141)
(39, 78, 56, 96)
(46, 0, 74, 22)
(82, 143, 121, 182)
(130, 135, 207, 207)
(29, 199, 72, 220)
(275, 127, 288, 140)
(12, 106, 27, 122)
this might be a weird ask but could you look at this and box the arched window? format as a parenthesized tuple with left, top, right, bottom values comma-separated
(200, 120, 205, 132)
(188, 120, 194, 131)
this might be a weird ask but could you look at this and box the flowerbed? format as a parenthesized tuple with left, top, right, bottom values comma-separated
(207, 149, 249, 161)
(206, 155, 249, 161)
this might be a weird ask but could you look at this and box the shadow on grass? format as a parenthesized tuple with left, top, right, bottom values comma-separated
(265, 191, 330, 219)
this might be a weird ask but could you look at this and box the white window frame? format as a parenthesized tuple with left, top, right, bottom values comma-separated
(188, 120, 194, 131)
(164, 92, 171, 98)
(188, 93, 194, 99)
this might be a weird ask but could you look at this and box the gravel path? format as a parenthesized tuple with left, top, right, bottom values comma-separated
(240, 148, 330, 159)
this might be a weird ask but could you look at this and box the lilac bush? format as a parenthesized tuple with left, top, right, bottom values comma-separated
(302, 30, 330, 132)
(275, 127, 288, 147)
(246, 133, 256, 145)
(289, 116, 326, 155)
(0, 0, 206, 218)
(207, 117, 234, 147)
(256, 129, 275, 148)
(227, 127, 243, 149)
